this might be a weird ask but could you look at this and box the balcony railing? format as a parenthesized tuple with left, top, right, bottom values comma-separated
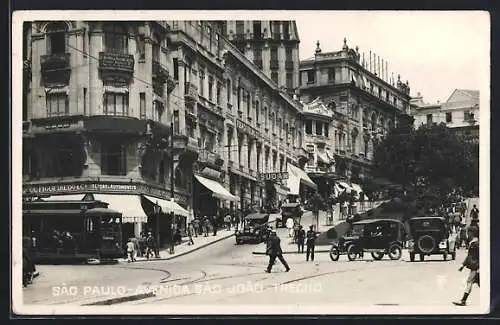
(40, 52, 71, 84)
(98, 51, 134, 74)
(152, 60, 169, 82)
(233, 33, 246, 41)
(271, 32, 281, 40)
(184, 82, 198, 105)
(270, 59, 279, 69)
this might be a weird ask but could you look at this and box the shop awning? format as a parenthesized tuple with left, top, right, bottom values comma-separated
(143, 195, 189, 218)
(337, 181, 353, 193)
(93, 194, 148, 224)
(194, 175, 239, 202)
(287, 163, 318, 195)
(43, 194, 86, 201)
(274, 184, 289, 197)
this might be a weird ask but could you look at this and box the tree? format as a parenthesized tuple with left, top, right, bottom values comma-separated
(373, 123, 479, 207)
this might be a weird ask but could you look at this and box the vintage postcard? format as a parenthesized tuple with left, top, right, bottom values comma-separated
(12, 10, 490, 315)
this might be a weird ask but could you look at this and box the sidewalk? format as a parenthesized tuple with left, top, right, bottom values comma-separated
(117, 229, 235, 263)
(252, 210, 344, 255)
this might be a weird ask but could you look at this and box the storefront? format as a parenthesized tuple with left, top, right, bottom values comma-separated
(193, 173, 239, 223)
(23, 181, 190, 247)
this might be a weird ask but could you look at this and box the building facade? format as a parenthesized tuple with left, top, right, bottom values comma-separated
(22, 20, 312, 245)
(410, 89, 479, 144)
(298, 39, 413, 199)
(224, 20, 300, 96)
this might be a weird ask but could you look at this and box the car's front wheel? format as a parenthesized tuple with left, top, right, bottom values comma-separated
(388, 244, 402, 260)
(347, 245, 359, 261)
(329, 245, 340, 261)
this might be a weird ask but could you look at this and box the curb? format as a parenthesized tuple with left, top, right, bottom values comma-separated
(82, 292, 155, 305)
(117, 232, 235, 264)
(252, 249, 331, 255)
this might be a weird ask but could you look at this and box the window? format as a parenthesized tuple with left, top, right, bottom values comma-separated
(464, 111, 474, 121)
(282, 21, 290, 39)
(46, 93, 69, 117)
(316, 121, 323, 136)
(255, 100, 260, 124)
(286, 72, 293, 90)
(426, 114, 433, 125)
(83, 88, 87, 115)
(253, 21, 262, 39)
(246, 92, 251, 117)
(307, 70, 315, 83)
(152, 33, 160, 62)
(173, 58, 179, 80)
(324, 124, 329, 138)
(206, 25, 212, 50)
(286, 47, 293, 60)
(101, 141, 127, 176)
(237, 87, 241, 110)
(208, 75, 214, 101)
(153, 100, 164, 122)
(236, 21, 244, 36)
(298, 131, 302, 147)
(271, 113, 275, 132)
(271, 71, 278, 84)
(271, 47, 278, 61)
(103, 23, 128, 53)
(254, 48, 263, 60)
(446, 112, 452, 123)
(199, 69, 205, 97)
(328, 68, 335, 83)
(216, 82, 222, 105)
(104, 92, 129, 116)
(173, 110, 179, 134)
(137, 35, 145, 60)
(352, 132, 358, 153)
(46, 22, 67, 54)
(285, 123, 289, 143)
(305, 120, 312, 135)
(139, 92, 146, 119)
(226, 79, 232, 102)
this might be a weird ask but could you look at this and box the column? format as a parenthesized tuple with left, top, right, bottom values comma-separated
(251, 139, 257, 172)
(89, 26, 104, 115)
(241, 133, 248, 171)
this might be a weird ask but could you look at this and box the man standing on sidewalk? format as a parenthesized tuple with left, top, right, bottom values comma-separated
(265, 230, 290, 273)
(453, 226, 479, 306)
(306, 225, 318, 262)
(297, 225, 305, 253)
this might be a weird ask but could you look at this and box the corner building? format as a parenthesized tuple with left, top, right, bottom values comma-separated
(22, 20, 311, 246)
(298, 39, 413, 199)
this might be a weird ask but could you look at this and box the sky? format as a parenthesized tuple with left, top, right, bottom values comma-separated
(294, 11, 490, 104)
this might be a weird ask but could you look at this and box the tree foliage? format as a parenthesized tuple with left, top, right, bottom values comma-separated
(373, 122, 479, 206)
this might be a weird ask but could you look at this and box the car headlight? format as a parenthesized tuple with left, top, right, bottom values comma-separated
(439, 240, 447, 249)
(407, 240, 414, 249)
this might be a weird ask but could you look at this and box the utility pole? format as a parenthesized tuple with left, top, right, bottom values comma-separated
(169, 122, 175, 254)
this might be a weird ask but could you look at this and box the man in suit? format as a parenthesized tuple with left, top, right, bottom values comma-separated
(265, 230, 290, 273)
(306, 225, 318, 262)
(453, 226, 479, 306)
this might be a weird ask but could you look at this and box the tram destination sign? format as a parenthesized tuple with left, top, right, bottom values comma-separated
(259, 172, 289, 181)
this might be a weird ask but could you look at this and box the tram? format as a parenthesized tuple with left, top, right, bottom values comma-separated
(23, 197, 123, 262)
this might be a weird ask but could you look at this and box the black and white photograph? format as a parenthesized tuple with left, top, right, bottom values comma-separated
(12, 10, 490, 315)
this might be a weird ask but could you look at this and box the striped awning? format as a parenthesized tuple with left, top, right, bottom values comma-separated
(143, 195, 189, 218)
(93, 194, 148, 223)
(316, 151, 330, 164)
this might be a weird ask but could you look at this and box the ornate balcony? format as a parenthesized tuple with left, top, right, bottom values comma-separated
(173, 134, 198, 160)
(198, 149, 224, 167)
(184, 82, 198, 106)
(98, 51, 134, 85)
(152, 60, 169, 83)
(40, 53, 71, 85)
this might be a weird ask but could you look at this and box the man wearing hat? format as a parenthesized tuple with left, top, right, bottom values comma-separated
(265, 230, 290, 273)
(306, 225, 318, 262)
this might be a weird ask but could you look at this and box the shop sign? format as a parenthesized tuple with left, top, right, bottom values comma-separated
(22, 182, 188, 206)
(259, 172, 289, 181)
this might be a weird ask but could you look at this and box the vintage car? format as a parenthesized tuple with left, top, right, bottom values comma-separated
(329, 218, 406, 261)
(276, 203, 303, 228)
(235, 213, 270, 244)
(407, 216, 456, 262)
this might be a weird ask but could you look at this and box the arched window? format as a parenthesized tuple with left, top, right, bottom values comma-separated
(158, 159, 165, 184)
(351, 128, 359, 154)
(371, 113, 377, 132)
(174, 166, 184, 188)
(103, 23, 129, 53)
(46, 22, 68, 54)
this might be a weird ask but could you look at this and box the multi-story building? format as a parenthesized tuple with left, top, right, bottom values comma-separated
(298, 39, 413, 199)
(410, 89, 479, 144)
(21, 20, 314, 246)
(223, 20, 300, 96)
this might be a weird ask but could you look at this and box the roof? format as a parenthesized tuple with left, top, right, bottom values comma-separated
(446, 89, 480, 103)
(353, 218, 404, 225)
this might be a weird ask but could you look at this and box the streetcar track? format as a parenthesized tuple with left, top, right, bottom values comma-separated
(179, 270, 207, 285)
